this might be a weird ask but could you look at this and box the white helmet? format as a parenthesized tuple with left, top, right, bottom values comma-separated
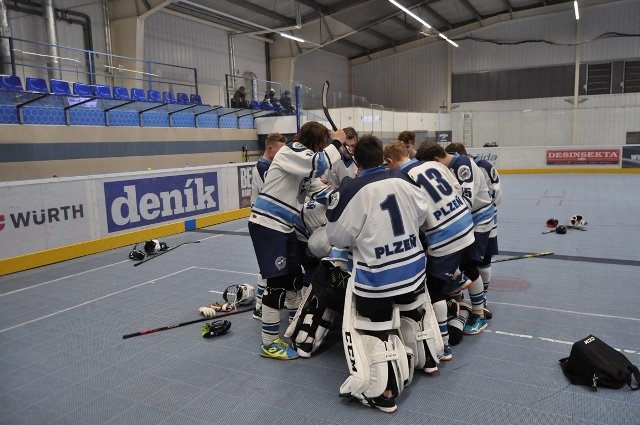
(569, 214, 587, 228)
(223, 283, 256, 306)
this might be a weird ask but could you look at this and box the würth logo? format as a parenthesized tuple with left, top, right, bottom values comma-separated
(104, 172, 219, 232)
(0, 206, 84, 232)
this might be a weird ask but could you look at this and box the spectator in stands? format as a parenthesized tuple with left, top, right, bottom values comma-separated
(264, 88, 277, 104)
(280, 90, 295, 114)
(232, 86, 250, 108)
(398, 130, 417, 159)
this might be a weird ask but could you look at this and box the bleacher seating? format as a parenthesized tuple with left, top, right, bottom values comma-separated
(0, 74, 277, 128)
(162, 91, 176, 104)
(26, 77, 48, 94)
(113, 86, 130, 100)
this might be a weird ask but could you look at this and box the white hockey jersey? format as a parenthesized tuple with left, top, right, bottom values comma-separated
(449, 154, 495, 234)
(250, 156, 271, 207)
(325, 154, 357, 187)
(250, 141, 341, 238)
(325, 166, 429, 299)
(400, 159, 475, 257)
(474, 157, 502, 238)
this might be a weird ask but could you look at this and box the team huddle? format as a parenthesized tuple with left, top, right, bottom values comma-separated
(247, 122, 502, 413)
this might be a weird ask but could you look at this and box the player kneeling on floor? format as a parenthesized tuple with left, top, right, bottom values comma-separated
(285, 256, 349, 357)
(339, 281, 413, 414)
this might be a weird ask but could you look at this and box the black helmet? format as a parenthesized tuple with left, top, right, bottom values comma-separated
(555, 225, 567, 234)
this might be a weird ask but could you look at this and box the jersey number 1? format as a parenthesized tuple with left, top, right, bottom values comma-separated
(380, 194, 405, 237)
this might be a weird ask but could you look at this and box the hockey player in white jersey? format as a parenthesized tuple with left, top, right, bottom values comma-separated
(384, 140, 475, 365)
(445, 143, 502, 319)
(249, 121, 346, 360)
(250, 133, 287, 319)
(417, 142, 495, 335)
(326, 135, 441, 413)
(325, 126, 358, 187)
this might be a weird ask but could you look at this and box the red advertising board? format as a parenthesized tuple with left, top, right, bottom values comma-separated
(546, 149, 620, 165)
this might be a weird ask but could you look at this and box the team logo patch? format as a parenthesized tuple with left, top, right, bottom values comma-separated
(327, 191, 340, 210)
(275, 256, 287, 270)
(490, 168, 499, 183)
(457, 165, 472, 182)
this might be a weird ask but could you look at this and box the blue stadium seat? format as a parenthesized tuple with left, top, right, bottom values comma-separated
(177, 93, 190, 105)
(190, 94, 202, 105)
(0, 75, 23, 92)
(148, 89, 162, 103)
(50, 79, 71, 95)
(113, 86, 130, 100)
(162, 91, 176, 104)
(25, 77, 49, 94)
(131, 88, 146, 101)
(93, 84, 112, 99)
(73, 82, 93, 97)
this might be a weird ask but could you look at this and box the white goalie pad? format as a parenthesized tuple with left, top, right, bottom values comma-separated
(397, 292, 444, 369)
(339, 275, 413, 399)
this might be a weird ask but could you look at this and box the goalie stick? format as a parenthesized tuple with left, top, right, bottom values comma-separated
(122, 304, 253, 339)
(133, 240, 201, 267)
(491, 251, 554, 263)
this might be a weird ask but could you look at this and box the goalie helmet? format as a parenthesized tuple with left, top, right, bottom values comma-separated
(555, 225, 567, 234)
(223, 283, 256, 306)
(546, 218, 559, 228)
(569, 214, 587, 228)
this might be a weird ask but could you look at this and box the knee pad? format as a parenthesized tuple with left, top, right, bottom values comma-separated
(262, 287, 286, 309)
(267, 272, 304, 291)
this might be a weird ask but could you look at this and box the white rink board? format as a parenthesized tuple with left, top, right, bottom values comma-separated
(0, 163, 251, 260)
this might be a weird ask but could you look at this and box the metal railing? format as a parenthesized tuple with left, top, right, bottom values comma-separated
(1, 35, 198, 94)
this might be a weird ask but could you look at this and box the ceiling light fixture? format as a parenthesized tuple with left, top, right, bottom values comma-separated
(573, 1, 580, 20)
(280, 32, 306, 43)
(388, 0, 431, 28)
(389, 0, 459, 47)
(438, 33, 459, 48)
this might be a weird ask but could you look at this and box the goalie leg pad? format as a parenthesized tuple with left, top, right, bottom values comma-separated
(340, 330, 412, 399)
(291, 294, 338, 358)
(397, 292, 444, 368)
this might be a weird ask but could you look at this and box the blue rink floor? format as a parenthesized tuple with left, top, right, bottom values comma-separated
(1, 173, 639, 425)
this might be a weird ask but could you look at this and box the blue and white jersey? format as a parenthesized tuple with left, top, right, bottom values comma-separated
(326, 154, 357, 188)
(474, 157, 502, 238)
(325, 166, 430, 299)
(250, 141, 341, 237)
(401, 160, 475, 257)
(250, 156, 271, 206)
(449, 154, 495, 234)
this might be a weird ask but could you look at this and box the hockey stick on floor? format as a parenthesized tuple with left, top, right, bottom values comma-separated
(133, 240, 201, 267)
(122, 304, 254, 339)
(492, 251, 554, 263)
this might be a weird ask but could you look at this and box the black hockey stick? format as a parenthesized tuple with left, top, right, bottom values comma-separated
(492, 251, 554, 263)
(133, 240, 201, 267)
(322, 80, 358, 167)
(122, 304, 253, 339)
(322, 80, 338, 132)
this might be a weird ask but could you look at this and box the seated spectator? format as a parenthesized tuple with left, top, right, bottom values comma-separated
(280, 90, 295, 114)
(231, 86, 250, 108)
(263, 88, 277, 104)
